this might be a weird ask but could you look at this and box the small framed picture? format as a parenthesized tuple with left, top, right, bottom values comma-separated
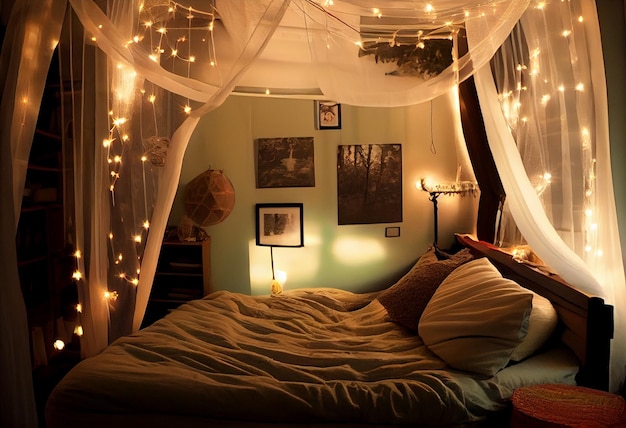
(256, 203, 304, 247)
(315, 101, 341, 129)
(385, 227, 401, 238)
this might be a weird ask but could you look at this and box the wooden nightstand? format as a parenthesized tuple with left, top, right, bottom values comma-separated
(511, 383, 626, 427)
(142, 237, 211, 327)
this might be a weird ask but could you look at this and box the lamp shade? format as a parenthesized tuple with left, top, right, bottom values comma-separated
(184, 169, 235, 226)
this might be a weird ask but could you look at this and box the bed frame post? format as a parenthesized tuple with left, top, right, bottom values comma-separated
(578, 298, 614, 391)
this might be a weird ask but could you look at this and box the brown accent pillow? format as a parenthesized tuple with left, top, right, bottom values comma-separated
(377, 247, 474, 331)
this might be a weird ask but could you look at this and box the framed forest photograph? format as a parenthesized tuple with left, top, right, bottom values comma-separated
(337, 144, 402, 225)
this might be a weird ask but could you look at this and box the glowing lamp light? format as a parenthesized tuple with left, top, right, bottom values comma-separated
(511, 247, 528, 261)
(74, 325, 84, 336)
(418, 177, 477, 247)
(53, 340, 65, 351)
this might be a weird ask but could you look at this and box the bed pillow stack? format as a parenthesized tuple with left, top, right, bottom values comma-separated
(418, 257, 535, 376)
(509, 290, 558, 362)
(377, 247, 474, 332)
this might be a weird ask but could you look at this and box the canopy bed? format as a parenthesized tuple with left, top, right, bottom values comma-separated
(1, 0, 625, 426)
(46, 236, 614, 427)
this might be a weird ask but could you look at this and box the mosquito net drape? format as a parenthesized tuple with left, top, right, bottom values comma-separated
(65, 0, 293, 345)
(470, 0, 625, 392)
(0, 1, 67, 425)
(1, 0, 624, 425)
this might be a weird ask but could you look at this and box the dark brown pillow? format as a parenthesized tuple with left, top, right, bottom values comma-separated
(377, 247, 474, 331)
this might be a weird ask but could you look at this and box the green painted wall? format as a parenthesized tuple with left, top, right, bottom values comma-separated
(171, 95, 477, 295)
(597, 1, 626, 283)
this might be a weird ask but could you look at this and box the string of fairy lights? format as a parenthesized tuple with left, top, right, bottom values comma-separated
(56, 0, 601, 352)
(495, 4, 600, 259)
(62, 1, 220, 350)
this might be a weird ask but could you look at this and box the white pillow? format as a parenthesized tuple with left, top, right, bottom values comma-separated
(509, 291, 558, 361)
(418, 258, 533, 376)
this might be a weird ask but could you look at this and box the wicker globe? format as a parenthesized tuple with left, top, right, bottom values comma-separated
(183, 169, 235, 226)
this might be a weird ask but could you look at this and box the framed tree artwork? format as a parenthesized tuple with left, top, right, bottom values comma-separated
(336, 144, 402, 225)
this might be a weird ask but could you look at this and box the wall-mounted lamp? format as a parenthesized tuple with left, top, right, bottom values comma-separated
(255, 203, 304, 295)
(418, 178, 477, 248)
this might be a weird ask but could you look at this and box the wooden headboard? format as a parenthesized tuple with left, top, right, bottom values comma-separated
(456, 234, 614, 391)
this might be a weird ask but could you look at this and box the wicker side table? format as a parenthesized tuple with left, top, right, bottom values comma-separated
(511, 384, 626, 427)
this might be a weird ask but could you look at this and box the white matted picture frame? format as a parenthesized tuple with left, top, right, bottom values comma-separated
(315, 101, 341, 129)
(255, 203, 304, 247)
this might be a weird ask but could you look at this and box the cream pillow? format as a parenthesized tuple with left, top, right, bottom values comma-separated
(377, 247, 474, 331)
(509, 291, 558, 361)
(418, 258, 533, 376)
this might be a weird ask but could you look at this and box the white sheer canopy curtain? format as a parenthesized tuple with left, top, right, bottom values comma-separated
(471, 0, 625, 392)
(238, 0, 529, 105)
(0, 0, 67, 426)
(66, 0, 291, 352)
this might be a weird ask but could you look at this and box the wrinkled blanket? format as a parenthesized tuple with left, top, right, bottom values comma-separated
(46, 288, 537, 426)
